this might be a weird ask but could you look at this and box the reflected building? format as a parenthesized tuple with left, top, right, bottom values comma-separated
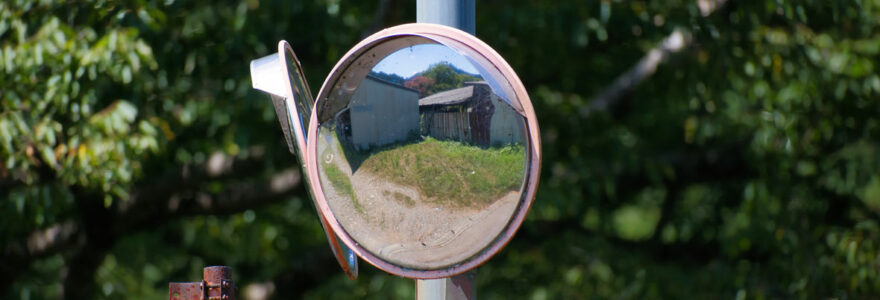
(345, 74, 420, 151)
(419, 81, 523, 147)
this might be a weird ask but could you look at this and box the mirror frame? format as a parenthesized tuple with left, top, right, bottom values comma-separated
(306, 23, 542, 279)
(250, 41, 359, 279)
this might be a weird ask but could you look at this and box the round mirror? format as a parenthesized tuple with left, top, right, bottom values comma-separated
(307, 24, 541, 278)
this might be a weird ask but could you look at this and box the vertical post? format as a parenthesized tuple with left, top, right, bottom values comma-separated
(416, 272, 476, 300)
(416, 279, 447, 300)
(203, 266, 234, 300)
(416, 0, 475, 35)
(416, 3, 477, 298)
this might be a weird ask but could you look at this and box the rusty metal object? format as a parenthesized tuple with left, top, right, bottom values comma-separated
(169, 266, 234, 300)
(169, 282, 201, 300)
(204, 266, 234, 300)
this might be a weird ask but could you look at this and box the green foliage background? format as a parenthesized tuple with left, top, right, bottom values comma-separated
(2, 0, 879, 299)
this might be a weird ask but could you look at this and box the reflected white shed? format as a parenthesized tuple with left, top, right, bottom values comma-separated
(349, 75, 420, 150)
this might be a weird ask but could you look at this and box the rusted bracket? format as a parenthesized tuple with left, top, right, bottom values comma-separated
(169, 266, 235, 300)
(201, 279, 233, 300)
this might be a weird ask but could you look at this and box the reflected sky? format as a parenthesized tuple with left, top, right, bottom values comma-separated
(372, 44, 480, 78)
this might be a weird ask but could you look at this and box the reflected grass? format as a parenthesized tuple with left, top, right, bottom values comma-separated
(322, 160, 364, 214)
(360, 137, 526, 208)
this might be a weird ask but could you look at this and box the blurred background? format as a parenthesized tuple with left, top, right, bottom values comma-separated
(2, 0, 879, 299)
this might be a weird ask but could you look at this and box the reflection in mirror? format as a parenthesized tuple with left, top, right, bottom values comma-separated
(316, 42, 528, 269)
(283, 47, 312, 142)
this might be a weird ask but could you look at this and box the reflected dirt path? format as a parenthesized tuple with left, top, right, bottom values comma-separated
(317, 136, 519, 269)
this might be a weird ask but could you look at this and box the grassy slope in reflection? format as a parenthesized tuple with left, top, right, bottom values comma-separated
(359, 138, 524, 208)
(321, 156, 363, 213)
(323, 126, 525, 210)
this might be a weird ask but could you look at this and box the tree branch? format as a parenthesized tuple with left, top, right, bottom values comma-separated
(1, 152, 280, 264)
(0, 221, 85, 294)
(127, 151, 272, 203)
(581, 29, 692, 117)
(0, 153, 304, 298)
(2, 221, 82, 261)
(581, 0, 729, 117)
(118, 168, 304, 233)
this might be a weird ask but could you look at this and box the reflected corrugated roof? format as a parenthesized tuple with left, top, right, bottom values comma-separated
(418, 86, 475, 106)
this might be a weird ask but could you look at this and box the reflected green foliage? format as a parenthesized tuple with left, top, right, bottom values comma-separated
(1, 0, 879, 299)
(415, 62, 482, 96)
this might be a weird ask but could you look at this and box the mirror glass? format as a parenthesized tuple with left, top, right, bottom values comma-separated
(315, 41, 528, 269)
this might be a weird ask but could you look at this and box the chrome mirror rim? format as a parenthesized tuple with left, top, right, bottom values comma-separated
(306, 23, 542, 279)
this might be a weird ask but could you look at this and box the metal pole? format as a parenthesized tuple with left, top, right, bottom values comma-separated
(415, 1, 476, 299)
(416, 272, 475, 300)
(416, 0, 475, 35)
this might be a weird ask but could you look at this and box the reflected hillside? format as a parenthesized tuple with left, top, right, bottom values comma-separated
(404, 62, 482, 97)
(370, 61, 483, 98)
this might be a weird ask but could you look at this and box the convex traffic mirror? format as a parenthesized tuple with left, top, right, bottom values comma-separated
(250, 24, 541, 279)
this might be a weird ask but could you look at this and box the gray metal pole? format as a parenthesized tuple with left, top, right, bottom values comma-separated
(416, 0, 475, 35)
(416, 271, 475, 300)
(415, 1, 476, 299)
